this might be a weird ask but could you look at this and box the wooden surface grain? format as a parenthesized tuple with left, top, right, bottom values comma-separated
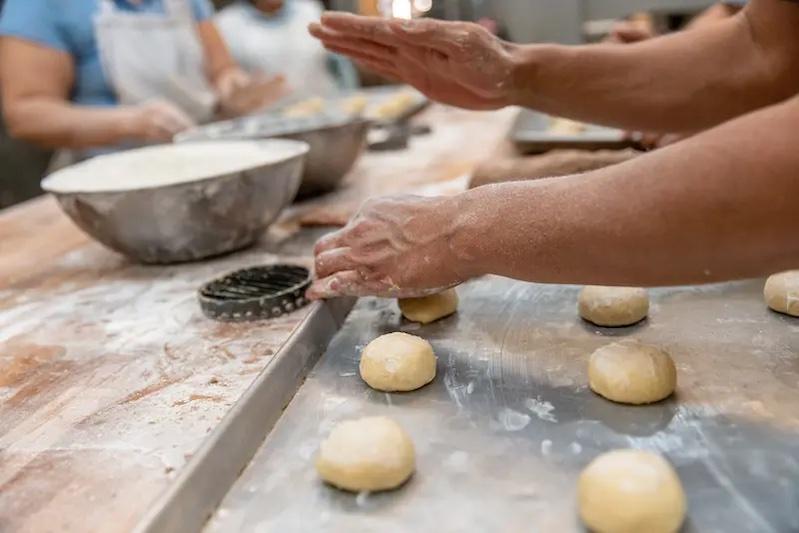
(0, 105, 516, 532)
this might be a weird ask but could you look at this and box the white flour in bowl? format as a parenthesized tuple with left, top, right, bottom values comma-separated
(42, 140, 307, 193)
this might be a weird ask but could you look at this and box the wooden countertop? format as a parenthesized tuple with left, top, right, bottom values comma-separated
(0, 105, 516, 532)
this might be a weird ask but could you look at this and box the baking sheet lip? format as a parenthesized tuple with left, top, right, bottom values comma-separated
(133, 297, 356, 533)
(510, 109, 630, 147)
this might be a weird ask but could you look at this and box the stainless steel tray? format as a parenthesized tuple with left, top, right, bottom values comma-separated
(196, 276, 799, 532)
(512, 109, 635, 153)
(355, 85, 429, 125)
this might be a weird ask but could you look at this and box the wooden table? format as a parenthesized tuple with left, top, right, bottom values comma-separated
(0, 106, 516, 532)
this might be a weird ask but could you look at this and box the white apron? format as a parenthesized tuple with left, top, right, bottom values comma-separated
(215, 1, 338, 97)
(94, 0, 217, 123)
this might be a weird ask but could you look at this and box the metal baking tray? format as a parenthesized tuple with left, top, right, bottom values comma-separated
(354, 85, 429, 125)
(136, 276, 799, 532)
(512, 109, 635, 153)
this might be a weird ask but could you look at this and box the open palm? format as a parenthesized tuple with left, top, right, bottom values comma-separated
(309, 13, 518, 110)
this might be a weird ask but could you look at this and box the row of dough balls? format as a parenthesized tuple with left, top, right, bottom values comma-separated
(316, 272, 799, 530)
(575, 272, 798, 531)
(316, 289, 686, 531)
(315, 291, 459, 492)
(580, 270, 799, 328)
(316, 417, 686, 533)
(581, 271, 798, 402)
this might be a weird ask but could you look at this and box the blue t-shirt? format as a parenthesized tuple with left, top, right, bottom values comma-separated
(0, 0, 214, 107)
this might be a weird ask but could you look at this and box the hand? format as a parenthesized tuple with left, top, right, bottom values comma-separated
(122, 100, 195, 142)
(307, 194, 471, 300)
(218, 73, 290, 118)
(214, 67, 253, 102)
(309, 13, 518, 110)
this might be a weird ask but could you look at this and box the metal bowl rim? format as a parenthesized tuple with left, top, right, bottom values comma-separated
(41, 139, 310, 196)
(175, 115, 372, 144)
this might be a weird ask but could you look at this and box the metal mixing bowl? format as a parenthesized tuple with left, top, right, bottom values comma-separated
(42, 139, 308, 264)
(175, 113, 369, 197)
(279, 119, 369, 197)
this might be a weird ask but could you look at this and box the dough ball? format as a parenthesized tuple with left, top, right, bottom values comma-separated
(360, 332, 436, 392)
(283, 97, 325, 118)
(579, 449, 686, 533)
(369, 91, 416, 120)
(340, 93, 368, 115)
(589, 341, 676, 405)
(579, 286, 649, 327)
(315, 416, 415, 492)
(398, 289, 459, 324)
(764, 271, 799, 317)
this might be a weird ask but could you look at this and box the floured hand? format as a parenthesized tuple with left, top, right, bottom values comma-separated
(308, 13, 518, 111)
(307, 195, 470, 299)
(218, 72, 289, 118)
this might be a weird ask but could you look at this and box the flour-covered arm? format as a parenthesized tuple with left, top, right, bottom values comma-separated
(308, 94, 799, 298)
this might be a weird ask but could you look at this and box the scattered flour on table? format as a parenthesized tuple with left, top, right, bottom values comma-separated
(541, 439, 553, 456)
(524, 397, 558, 423)
(356, 491, 371, 508)
(496, 407, 531, 431)
(444, 450, 470, 472)
(297, 441, 317, 461)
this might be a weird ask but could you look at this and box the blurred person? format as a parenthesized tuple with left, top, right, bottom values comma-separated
(0, 0, 285, 156)
(215, 0, 357, 97)
(304, 0, 799, 299)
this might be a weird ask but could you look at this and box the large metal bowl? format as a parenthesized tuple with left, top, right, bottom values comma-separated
(279, 119, 369, 197)
(41, 139, 308, 264)
(175, 114, 369, 197)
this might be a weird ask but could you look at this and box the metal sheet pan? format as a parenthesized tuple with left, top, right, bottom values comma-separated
(204, 277, 799, 532)
(512, 109, 635, 153)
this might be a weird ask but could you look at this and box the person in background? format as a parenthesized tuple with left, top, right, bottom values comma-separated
(0, 0, 285, 155)
(215, 0, 358, 97)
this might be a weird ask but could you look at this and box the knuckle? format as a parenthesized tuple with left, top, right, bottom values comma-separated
(349, 218, 375, 238)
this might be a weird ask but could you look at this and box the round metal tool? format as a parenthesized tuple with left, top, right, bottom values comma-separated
(198, 265, 311, 322)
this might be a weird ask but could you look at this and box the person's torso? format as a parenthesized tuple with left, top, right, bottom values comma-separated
(216, 1, 338, 96)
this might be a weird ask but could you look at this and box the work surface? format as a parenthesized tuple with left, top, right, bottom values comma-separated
(0, 106, 515, 532)
(208, 277, 799, 533)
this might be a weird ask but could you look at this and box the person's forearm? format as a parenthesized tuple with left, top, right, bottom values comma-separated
(196, 21, 239, 85)
(4, 98, 138, 149)
(452, 95, 799, 286)
(508, 0, 799, 133)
